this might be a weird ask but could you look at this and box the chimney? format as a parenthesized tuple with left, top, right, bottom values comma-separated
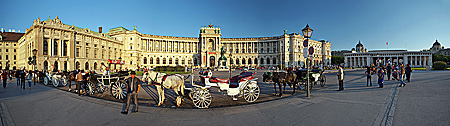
(99, 26, 102, 33)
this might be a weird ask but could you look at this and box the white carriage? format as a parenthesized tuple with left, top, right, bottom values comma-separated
(185, 71, 260, 108)
(43, 72, 68, 88)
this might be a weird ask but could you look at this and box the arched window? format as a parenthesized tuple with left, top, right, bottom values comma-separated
(242, 58, 246, 64)
(76, 61, 80, 70)
(260, 58, 264, 64)
(230, 59, 234, 64)
(156, 57, 160, 64)
(236, 59, 240, 65)
(143, 57, 147, 64)
(248, 58, 252, 64)
(175, 58, 179, 65)
(181, 59, 185, 65)
(273, 58, 277, 64)
(163, 58, 166, 64)
(266, 58, 270, 65)
(54, 61, 58, 72)
(169, 58, 173, 65)
(94, 62, 97, 70)
(209, 39, 215, 51)
(267, 48, 270, 53)
(193, 58, 197, 65)
(64, 61, 68, 71)
(85, 62, 89, 70)
(254, 58, 258, 65)
(150, 57, 153, 64)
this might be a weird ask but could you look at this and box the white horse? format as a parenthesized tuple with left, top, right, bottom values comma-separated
(142, 71, 186, 107)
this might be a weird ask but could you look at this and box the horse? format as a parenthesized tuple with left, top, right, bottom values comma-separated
(62, 71, 77, 91)
(263, 71, 297, 97)
(142, 70, 186, 107)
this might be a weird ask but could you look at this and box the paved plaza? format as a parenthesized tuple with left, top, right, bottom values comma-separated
(0, 69, 449, 126)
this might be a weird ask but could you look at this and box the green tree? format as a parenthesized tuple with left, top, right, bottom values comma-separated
(331, 55, 344, 65)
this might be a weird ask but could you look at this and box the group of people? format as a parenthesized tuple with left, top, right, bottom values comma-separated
(366, 63, 412, 88)
(1, 68, 35, 89)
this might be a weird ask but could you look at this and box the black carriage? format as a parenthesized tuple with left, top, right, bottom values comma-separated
(294, 69, 327, 90)
(85, 71, 130, 99)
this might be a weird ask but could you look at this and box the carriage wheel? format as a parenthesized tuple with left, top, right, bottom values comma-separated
(96, 82, 105, 93)
(61, 76, 68, 87)
(52, 78, 59, 87)
(111, 81, 127, 100)
(44, 77, 49, 86)
(86, 82, 95, 96)
(243, 82, 260, 103)
(320, 76, 326, 87)
(192, 89, 212, 109)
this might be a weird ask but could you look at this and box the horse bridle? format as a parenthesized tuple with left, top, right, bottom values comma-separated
(147, 72, 159, 85)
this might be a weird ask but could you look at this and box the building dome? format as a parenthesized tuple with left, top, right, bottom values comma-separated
(433, 39, 441, 46)
(356, 40, 363, 47)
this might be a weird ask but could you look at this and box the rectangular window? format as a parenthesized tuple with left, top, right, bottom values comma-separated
(6, 44, 8, 46)
(86, 49, 89, 58)
(13, 55, 16, 60)
(0, 55, 2, 60)
(76, 48, 79, 57)
(6, 55, 8, 60)
(6, 49, 8, 52)
(43, 39, 48, 55)
(94, 49, 97, 58)
(14, 49, 16, 52)
(63, 40, 67, 56)
(53, 40, 58, 55)
(14, 44, 16, 46)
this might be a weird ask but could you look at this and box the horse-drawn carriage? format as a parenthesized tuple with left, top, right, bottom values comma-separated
(294, 69, 327, 89)
(185, 71, 260, 108)
(42, 71, 68, 88)
(142, 70, 260, 109)
(87, 71, 130, 99)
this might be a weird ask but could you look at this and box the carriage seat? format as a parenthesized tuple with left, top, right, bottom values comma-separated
(209, 77, 229, 83)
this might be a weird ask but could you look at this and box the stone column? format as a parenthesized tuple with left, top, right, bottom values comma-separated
(424, 56, 427, 66)
(415, 56, 417, 67)
(345, 56, 348, 67)
(419, 56, 422, 67)
(349, 57, 353, 67)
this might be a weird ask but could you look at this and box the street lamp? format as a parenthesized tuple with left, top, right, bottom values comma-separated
(32, 49, 37, 85)
(118, 57, 122, 71)
(229, 53, 232, 79)
(302, 24, 313, 97)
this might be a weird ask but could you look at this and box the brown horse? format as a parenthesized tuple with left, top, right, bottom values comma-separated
(263, 71, 297, 97)
(63, 71, 77, 91)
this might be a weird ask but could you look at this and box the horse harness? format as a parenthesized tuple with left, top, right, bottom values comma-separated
(148, 72, 171, 87)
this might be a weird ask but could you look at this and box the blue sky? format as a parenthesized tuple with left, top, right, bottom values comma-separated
(1, 0, 449, 51)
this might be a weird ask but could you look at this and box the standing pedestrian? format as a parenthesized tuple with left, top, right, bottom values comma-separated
(121, 71, 141, 114)
(386, 64, 392, 81)
(337, 65, 344, 91)
(75, 70, 83, 96)
(20, 69, 26, 89)
(399, 64, 406, 87)
(1, 70, 8, 88)
(15, 69, 20, 86)
(405, 64, 412, 82)
(378, 66, 384, 88)
(365, 66, 372, 87)
(26, 70, 32, 88)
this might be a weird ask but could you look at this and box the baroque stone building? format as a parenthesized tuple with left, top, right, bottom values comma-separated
(16, 17, 331, 71)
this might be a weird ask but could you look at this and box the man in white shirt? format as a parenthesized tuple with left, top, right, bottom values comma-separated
(337, 65, 344, 91)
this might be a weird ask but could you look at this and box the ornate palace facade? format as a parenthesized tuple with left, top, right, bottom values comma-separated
(17, 17, 331, 71)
